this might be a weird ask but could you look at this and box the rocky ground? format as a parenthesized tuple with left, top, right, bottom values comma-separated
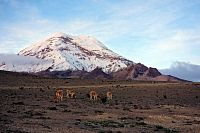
(0, 72, 200, 133)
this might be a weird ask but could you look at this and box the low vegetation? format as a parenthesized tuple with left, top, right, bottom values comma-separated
(0, 74, 199, 132)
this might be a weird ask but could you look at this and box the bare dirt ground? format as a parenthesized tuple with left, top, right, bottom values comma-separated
(0, 73, 200, 133)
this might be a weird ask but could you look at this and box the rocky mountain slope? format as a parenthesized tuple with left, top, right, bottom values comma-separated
(111, 63, 186, 82)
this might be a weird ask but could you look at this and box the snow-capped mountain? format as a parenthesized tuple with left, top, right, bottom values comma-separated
(0, 32, 188, 82)
(15, 32, 133, 73)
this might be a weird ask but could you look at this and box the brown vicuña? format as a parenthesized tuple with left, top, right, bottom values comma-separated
(89, 90, 98, 100)
(54, 89, 63, 102)
(66, 89, 76, 98)
(106, 91, 112, 100)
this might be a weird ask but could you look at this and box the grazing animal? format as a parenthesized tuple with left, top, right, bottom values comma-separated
(54, 89, 63, 102)
(89, 90, 98, 100)
(66, 89, 76, 98)
(106, 91, 112, 100)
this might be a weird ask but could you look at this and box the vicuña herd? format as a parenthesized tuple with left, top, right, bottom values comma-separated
(54, 89, 112, 103)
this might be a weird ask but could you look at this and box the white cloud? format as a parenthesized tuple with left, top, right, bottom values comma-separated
(160, 61, 200, 82)
(0, 53, 43, 65)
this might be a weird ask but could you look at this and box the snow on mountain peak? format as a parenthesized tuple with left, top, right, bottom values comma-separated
(49, 32, 72, 38)
(47, 32, 107, 51)
(73, 35, 107, 49)
(15, 32, 134, 73)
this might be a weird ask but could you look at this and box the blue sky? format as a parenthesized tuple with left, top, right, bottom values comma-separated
(0, 0, 200, 69)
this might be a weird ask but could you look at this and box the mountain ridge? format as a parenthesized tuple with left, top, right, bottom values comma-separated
(0, 32, 188, 82)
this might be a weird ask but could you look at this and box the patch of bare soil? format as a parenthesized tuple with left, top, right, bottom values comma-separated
(0, 79, 200, 133)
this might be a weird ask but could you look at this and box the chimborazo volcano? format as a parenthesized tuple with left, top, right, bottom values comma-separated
(0, 32, 186, 81)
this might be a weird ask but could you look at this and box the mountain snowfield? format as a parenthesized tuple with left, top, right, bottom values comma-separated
(0, 32, 133, 73)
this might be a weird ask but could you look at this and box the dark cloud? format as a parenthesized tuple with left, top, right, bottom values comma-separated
(160, 62, 200, 82)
